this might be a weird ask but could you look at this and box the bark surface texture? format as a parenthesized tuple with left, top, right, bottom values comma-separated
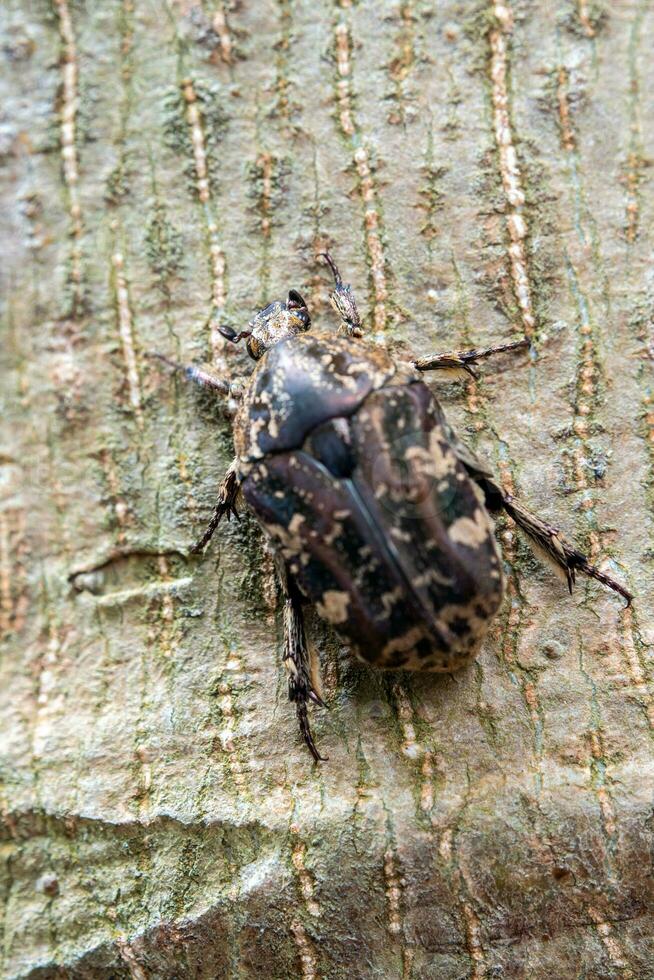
(1, 0, 653, 977)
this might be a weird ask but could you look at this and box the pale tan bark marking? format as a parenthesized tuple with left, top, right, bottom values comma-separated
(334, 16, 388, 331)
(0, 513, 12, 637)
(588, 907, 634, 978)
(290, 918, 319, 979)
(212, 4, 234, 64)
(54, 0, 84, 313)
(112, 251, 142, 420)
(489, 3, 536, 337)
(291, 824, 321, 918)
(181, 78, 229, 372)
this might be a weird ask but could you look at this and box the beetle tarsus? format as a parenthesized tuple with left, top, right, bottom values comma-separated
(297, 700, 328, 763)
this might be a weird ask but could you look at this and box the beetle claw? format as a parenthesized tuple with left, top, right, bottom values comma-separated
(308, 690, 327, 708)
(296, 700, 327, 762)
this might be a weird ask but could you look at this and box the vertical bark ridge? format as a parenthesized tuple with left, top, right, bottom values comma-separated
(488, 1, 537, 339)
(623, 0, 648, 244)
(54, 0, 85, 318)
(588, 906, 634, 978)
(578, 642, 619, 872)
(385, 2, 419, 128)
(111, 248, 143, 422)
(181, 78, 229, 372)
(332, 6, 390, 332)
(212, 2, 235, 66)
(577, 0, 597, 39)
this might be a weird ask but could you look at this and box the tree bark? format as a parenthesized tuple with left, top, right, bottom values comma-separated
(1, 0, 653, 977)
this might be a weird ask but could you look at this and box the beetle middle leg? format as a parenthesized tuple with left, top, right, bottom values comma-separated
(412, 339, 529, 379)
(276, 557, 327, 762)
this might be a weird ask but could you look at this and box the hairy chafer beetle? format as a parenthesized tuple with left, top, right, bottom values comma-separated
(152, 253, 632, 761)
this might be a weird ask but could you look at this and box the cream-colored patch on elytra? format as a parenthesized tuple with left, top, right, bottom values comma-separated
(382, 626, 425, 657)
(412, 567, 452, 589)
(288, 513, 305, 536)
(316, 590, 350, 624)
(448, 509, 491, 548)
(263, 517, 308, 563)
(323, 521, 343, 547)
(404, 432, 457, 481)
(374, 481, 389, 500)
(380, 586, 403, 616)
(429, 430, 459, 475)
(438, 602, 488, 645)
(403, 446, 434, 473)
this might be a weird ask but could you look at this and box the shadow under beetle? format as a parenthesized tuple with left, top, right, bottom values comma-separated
(151, 253, 632, 761)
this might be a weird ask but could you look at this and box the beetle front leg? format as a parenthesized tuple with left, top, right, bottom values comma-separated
(413, 338, 529, 379)
(276, 559, 327, 762)
(320, 252, 363, 338)
(190, 460, 241, 554)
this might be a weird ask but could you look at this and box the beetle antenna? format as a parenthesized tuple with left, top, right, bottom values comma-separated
(320, 251, 343, 286)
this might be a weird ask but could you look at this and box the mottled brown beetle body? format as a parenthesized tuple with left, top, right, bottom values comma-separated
(236, 331, 504, 671)
(153, 252, 631, 760)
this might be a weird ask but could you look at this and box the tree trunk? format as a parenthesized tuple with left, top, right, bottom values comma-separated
(1, 0, 653, 977)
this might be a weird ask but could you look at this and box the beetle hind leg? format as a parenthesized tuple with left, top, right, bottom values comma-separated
(441, 426, 632, 603)
(284, 590, 327, 762)
(278, 560, 327, 761)
(498, 493, 633, 605)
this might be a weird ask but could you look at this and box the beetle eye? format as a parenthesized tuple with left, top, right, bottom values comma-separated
(246, 336, 265, 361)
(287, 290, 307, 310)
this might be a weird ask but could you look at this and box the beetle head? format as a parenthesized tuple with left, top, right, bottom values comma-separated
(219, 291, 311, 361)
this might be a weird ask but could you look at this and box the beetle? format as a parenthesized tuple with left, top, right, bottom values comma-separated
(151, 253, 632, 761)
